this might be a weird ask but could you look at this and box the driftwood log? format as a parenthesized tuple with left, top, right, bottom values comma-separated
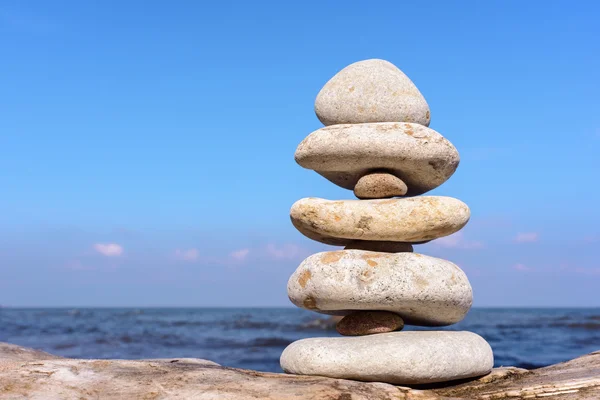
(0, 342, 598, 399)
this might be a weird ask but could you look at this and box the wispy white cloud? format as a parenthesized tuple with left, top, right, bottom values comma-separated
(572, 267, 600, 276)
(513, 263, 533, 272)
(514, 232, 539, 243)
(174, 248, 199, 262)
(230, 248, 250, 262)
(265, 243, 304, 260)
(558, 263, 600, 276)
(93, 243, 124, 257)
(433, 232, 484, 249)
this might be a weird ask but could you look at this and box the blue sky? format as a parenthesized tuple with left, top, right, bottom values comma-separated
(1, 1, 599, 307)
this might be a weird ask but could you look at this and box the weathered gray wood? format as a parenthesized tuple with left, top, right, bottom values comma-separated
(1, 342, 598, 399)
(433, 350, 600, 399)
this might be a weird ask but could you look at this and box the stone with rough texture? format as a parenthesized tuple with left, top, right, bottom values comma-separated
(344, 240, 413, 253)
(0, 343, 401, 400)
(433, 350, 600, 399)
(281, 331, 493, 385)
(1, 342, 599, 399)
(290, 196, 470, 246)
(336, 311, 404, 336)
(354, 172, 408, 199)
(0, 342, 60, 362)
(314, 59, 430, 127)
(295, 123, 459, 195)
(288, 250, 472, 326)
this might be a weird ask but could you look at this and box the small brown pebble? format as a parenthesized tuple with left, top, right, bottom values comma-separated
(344, 241, 413, 253)
(354, 173, 408, 199)
(336, 311, 404, 336)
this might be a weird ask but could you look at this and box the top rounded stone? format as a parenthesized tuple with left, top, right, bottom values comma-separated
(315, 59, 430, 127)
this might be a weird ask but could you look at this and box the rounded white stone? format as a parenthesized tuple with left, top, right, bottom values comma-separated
(288, 250, 472, 326)
(295, 123, 459, 195)
(290, 196, 470, 246)
(280, 331, 493, 385)
(314, 59, 430, 126)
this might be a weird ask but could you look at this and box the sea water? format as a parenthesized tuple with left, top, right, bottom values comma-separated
(1, 307, 598, 372)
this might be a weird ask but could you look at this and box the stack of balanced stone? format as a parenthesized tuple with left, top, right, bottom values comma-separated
(280, 59, 494, 385)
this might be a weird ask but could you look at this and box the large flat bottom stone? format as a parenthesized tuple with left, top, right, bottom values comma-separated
(280, 331, 493, 385)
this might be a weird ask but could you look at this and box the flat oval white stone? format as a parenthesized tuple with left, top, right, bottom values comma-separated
(288, 250, 472, 326)
(295, 122, 459, 195)
(314, 59, 431, 127)
(281, 331, 493, 385)
(290, 196, 470, 246)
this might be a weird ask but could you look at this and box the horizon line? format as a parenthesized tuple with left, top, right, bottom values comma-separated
(2, 305, 599, 309)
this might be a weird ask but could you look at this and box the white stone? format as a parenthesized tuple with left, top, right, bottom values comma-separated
(281, 331, 493, 385)
(290, 196, 470, 246)
(288, 250, 472, 326)
(314, 59, 430, 127)
(295, 123, 459, 195)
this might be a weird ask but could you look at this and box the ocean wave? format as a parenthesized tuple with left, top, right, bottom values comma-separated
(572, 336, 600, 346)
(88, 332, 198, 348)
(566, 322, 600, 329)
(163, 320, 208, 327)
(248, 337, 292, 347)
(549, 322, 600, 329)
(154, 319, 286, 330)
(495, 323, 540, 330)
(237, 357, 281, 366)
(297, 316, 340, 331)
(53, 343, 77, 350)
(203, 336, 292, 349)
(41, 326, 76, 335)
(229, 320, 284, 330)
(512, 360, 547, 369)
(496, 356, 547, 369)
(3, 308, 600, 374)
